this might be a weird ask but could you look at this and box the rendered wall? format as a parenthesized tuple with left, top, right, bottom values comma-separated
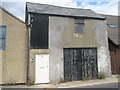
(29, 16, 111, 83)
(49, 16, 111, 83)
(0, 9, 28, 84)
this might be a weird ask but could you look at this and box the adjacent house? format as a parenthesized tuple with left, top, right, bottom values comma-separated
(0, 6, 28, 84)
(102, 14, 120, 74)
(26, 2, 111, 84)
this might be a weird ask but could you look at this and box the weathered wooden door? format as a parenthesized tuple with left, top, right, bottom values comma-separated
(64, 48, 98, 82)
(110, 49, 120, 74)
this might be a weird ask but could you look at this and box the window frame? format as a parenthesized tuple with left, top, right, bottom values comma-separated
(0, 26, 6, 50)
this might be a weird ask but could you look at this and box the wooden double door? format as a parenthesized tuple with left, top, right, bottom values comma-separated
(64, 48, 98, 82)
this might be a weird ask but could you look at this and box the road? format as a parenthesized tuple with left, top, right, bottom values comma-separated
(2, 82, 119, 90)
(78, 82, 119, 88)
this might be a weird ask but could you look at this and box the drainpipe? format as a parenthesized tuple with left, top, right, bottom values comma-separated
(26, 25, 30, 82)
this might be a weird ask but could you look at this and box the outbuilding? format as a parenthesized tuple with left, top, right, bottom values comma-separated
(26, 2, 111, 84)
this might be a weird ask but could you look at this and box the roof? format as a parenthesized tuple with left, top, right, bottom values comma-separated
(101, 14, 120, 45)
(0, 6, 25, 24)
(26, 2, 105, 20)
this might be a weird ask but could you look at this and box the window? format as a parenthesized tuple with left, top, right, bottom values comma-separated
(75, 19, 85, 33)
(0, 26, 6, 50)
(107, 24, 118, 28)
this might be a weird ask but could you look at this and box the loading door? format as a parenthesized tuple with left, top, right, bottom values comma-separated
(64, 48, 98, 82)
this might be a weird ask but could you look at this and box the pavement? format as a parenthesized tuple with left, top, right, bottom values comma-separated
(2, 75, 119, 88)
(78, 82, 119, 88)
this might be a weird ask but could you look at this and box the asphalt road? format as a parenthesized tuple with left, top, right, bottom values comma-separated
(2, 82, 119, 90)
(78, 82, 119, 88)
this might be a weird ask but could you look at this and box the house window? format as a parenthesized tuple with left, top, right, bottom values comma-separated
(74, 19, 85, 33)
(0, 26, 6, 50)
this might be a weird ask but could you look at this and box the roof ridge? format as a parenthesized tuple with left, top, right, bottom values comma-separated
(100, 14, 119, 17)
(26, 2, 90, 11)
(26, 2, 105, 20)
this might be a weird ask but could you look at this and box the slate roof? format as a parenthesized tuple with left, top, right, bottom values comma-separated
(26, 2, 105, 20)
(101, 14, 120, 45)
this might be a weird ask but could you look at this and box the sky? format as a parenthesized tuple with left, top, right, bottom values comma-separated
(0, 0, 120, 21)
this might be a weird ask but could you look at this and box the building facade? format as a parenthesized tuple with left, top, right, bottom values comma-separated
(0, 7, 28, 84)
(26, 2, 111, 83)
(102, 14, 120, 74)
